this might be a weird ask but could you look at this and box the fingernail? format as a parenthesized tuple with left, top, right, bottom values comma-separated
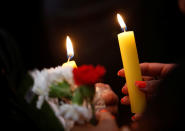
(131, 115, 136, 121)
(135, 81, 146, 88)
(122, 87, 127, 94)
(100, 109, 108, 113)
(117, 70, 121, 76)
(122, 87, 125, 94)
(120, 98, 125, 104)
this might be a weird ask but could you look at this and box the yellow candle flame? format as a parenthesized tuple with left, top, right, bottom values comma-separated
(66, 36, 74, 58)
(117, 13, 126, 30)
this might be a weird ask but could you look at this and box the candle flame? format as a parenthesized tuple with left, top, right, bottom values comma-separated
(66, 36, 74, 58)
(117, 13, 126, 31)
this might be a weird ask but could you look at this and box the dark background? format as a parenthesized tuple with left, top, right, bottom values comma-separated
(0, 0, 185, 127)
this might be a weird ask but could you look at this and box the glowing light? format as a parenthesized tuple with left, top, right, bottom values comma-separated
(117, 13, 127, 31)
(66, 36, 74, 58)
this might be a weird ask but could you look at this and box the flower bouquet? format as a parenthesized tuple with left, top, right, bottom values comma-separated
(30, 65, 106, 130)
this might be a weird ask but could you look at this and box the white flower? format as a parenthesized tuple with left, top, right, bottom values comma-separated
(47, 66, 64, 84)
(57, 104, 92, 124)
(61, 66, 74, 85)
(30, 69, 49, 96)
(36, 96, 45, 109)
(29, 66, 74, 109)
(47, 66, 74, 85)
(47, 100, 74, 131)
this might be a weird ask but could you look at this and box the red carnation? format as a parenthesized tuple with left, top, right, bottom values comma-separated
(73, 65, 106, 85)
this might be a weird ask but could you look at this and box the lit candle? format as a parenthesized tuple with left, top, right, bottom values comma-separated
(117, 14, 146, 113)
(62, 36, 77, 68)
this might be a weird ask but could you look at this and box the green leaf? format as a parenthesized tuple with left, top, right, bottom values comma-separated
(49, 81, 72, 98)
(72, 85, 95, 105)
(72, 88, 83, 105)
(80, 85, 95, 102)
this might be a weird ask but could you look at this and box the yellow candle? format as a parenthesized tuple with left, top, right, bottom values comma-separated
(62, 60, 77, 68)
(62, 36, 77, 68)
(117, 14, 146, 113)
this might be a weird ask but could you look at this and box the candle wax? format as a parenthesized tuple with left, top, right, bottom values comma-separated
(62, 60, 77, 68)
(118, 31, 146, 113)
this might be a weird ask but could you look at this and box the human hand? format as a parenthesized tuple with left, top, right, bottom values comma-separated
(118, 63, 176, 120)
(94, 83, 119, 115)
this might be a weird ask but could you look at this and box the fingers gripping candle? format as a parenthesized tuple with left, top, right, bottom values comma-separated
(117, 14, 146, 113)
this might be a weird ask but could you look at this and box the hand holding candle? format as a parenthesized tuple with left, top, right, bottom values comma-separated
(62, 36, 77, 68)
(117, 14, 146, 113)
